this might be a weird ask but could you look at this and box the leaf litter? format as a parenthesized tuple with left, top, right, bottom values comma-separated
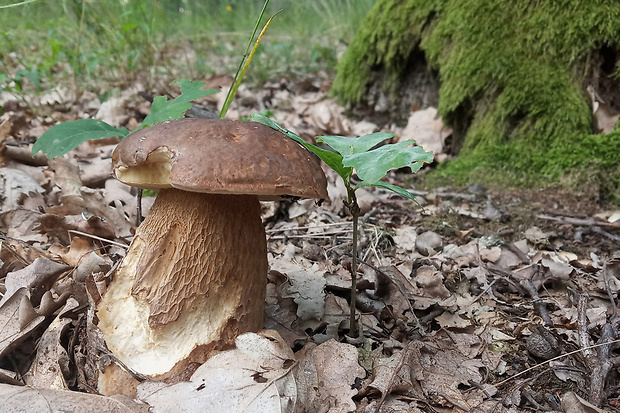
(1, 73, 620, 412)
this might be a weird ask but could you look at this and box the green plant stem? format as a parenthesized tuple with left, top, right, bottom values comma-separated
(219, 0, 271, 118)
(72, 0, 86, 98)
(347, 187, 360, 338)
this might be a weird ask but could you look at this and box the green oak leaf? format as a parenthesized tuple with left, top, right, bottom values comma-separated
(355, 180, 416, 200)
(251, 113, 353, 180)
(32, 119, 129, 159)
(343, 139, 434, 183)
(142, 79, 219, 127)
(317, 132, 395, 155)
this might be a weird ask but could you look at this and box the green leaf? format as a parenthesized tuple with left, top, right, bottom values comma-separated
(16, 67, 40, 90)
(317, 132, 395, 155)
(343, 140, 434, 183)
(32, 119, 129, 158)
(355, 180, 416, 201)
(251, 113, 353, 180)
(142, 79, 219, 127)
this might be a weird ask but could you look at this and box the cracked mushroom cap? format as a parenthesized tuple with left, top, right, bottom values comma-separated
(112, 118, 329, 200)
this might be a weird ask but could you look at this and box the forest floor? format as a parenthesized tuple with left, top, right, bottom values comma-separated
(1, 72, 620, 412)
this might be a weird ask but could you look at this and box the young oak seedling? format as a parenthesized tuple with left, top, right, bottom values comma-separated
(252, 113, 434, 337)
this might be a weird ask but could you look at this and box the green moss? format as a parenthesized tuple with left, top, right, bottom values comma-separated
(332, 0, 620, 197)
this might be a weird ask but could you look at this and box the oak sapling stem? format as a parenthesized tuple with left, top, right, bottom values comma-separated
(253, 113, 434, 341)
(346, 186, 361, 337)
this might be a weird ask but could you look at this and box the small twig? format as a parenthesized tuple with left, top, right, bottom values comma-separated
(603, 259, 619, 324)
(590, 324, 616, 406)
(269, 229, 352, 238)
(537, 214, 620, 229)
(591, 226, 620, 241)
(137, 189, 143, 226)
(68, 230, 128, 249)
(495, 338, 620, 388)
(97, 345, 148, 382)
(373, 342, 415, 413)
(520, 278, 553, 326)
(577, 293, 596, 361)
(467, 278, 499, 306)
(265, 222, 351, 233)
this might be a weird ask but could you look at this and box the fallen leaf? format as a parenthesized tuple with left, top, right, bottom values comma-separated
(0, 258, 70, 308)
(0, 167, 44, 213)
(0, 288, 46, 358)
(306, 339, 365, 413)
(25, 316, 72, 389)
(138, 330, 298, 413)
(0, 383, 149, 412)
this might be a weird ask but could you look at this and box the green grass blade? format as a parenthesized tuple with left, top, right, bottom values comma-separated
(219, 5, 281, 118)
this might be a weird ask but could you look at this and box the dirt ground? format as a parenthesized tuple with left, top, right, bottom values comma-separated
(1, 75, 620, 412)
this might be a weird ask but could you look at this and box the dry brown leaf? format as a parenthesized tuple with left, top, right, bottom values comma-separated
(0, 287, 45, 358)
(395, 107, 451, 161)
(0, 167, 44, 213)
(305, 99, 352, 136)
(367, 344, 414, 405)
(1, 208, 47, 243)
(48, 237, 93, 267)
(137, 330, 298, 413)
(414, 265, 448, 298)
(0, 257, 70, 308)
(306, 339, 365, 413)
(264, 272, 308, 347)
(37, 213, 117, 245)
(561, 391, 607, 413)
(25, 316, 72, 389)
(270, 256, 326, 323)
(0, 383, 150, 412)
(409, 337, 485, 409)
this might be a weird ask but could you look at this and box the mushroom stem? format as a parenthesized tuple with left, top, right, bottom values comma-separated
(97, 189, 267, 379)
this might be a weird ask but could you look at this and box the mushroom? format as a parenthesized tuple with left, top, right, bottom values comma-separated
(97, 118, 328, 381)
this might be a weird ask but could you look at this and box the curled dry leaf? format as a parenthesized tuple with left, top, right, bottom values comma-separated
(409, 337, 485, 409)
(0, 167, 44, 213)
(137, 330, 298, 413)
(0, 383, 150, 413)
(270, 256, 327, 323)
(367, 344, 414, 406)
(25, 316, 72, 389)
(0, 288, 45, 359)
(297, 339, 366, 413)
(48, 237, 93, 267)
(0, 257, 70, 308)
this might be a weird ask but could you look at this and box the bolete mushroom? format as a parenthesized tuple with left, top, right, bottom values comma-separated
(97, 118, 327, 380)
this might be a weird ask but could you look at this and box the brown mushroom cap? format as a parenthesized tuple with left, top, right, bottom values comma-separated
(112, 118, 328, 200)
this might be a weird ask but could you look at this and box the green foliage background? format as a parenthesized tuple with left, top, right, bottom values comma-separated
(332, 0, 620, 199)
(0, 0, 374, 91)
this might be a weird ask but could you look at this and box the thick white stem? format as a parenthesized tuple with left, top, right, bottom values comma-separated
(97, 189, 267, 379)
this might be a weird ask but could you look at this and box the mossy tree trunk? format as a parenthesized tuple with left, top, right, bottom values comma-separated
(332, 0, 620, 198)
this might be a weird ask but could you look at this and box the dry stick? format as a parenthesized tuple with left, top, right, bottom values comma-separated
(97, 345, 149, 382)
(486, 263, 553, 325)
(591, 225, 620, 242)
(520, 278, 553, 326)
(136, 189, 143, 226)
(579, 276, 620, 407)
(495, 338, 620, 388)
(537, 214, 620, 229)
(67, 230, 128, 249)
(577, 294, 596, 361)
(265, 222, 351, 233)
